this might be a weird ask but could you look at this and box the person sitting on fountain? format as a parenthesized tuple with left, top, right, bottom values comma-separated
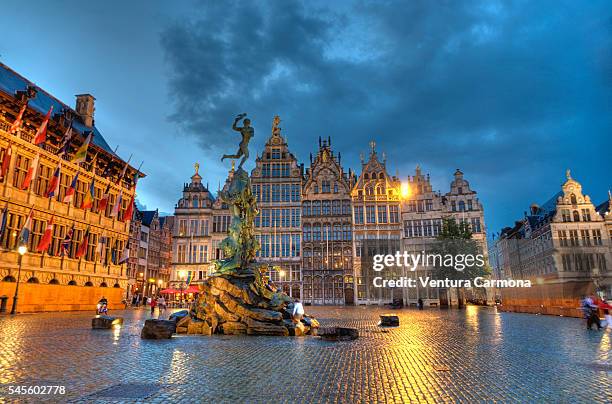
(292, 299, 304, 323)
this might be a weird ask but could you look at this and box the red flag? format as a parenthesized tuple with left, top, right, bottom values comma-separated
(122, 195, 134, 222)
(9, 103, 27, 134)
(21, 153, 40, 190)
(45, 162, 61, 198)
(32, 106, 53, 145)
(36, 216, 54, 252)
(1, 144, 12, 180)
(76, 227, 90, 259)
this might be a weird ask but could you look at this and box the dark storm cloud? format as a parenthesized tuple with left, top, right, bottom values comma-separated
(161, 0, 612, 232)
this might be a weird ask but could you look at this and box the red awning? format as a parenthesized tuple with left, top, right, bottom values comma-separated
(184, 285, 200, 294)
(159, 288, 179, 294)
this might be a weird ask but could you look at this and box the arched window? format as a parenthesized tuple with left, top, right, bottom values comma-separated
(84, 281, 94, 287)
(68, 280, 77, 286)
(379, 172, 385, 179)
(49, 279, 60, 285)
(113, 283, 121, 288)
(570, 194, 577, 204)
(26, 277, 39, 284)
(2, 275, 16, 282)
(366, 187, 373, 196)
(100, 282, 108, 287)
(573, 211, 580, 222)
(302, 201, 311, 216)
(364, 173, 369, 180)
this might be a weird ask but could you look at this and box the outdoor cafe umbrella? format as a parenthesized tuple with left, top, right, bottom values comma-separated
(184, 285, 200, 294)
(159, 288, 179, 294)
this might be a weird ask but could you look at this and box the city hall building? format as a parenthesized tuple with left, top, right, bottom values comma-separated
(0, 63, 140, 312)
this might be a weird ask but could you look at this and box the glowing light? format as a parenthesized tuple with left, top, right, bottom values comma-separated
(401, 182, 410, 199)
(178, 270, 187, 279)
(17, 245, 27, 255)
(279, 270, 286, 278)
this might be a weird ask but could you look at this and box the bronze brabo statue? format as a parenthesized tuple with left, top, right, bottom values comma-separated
(188, 114, 319, 337)
(221, 113, 254, 169)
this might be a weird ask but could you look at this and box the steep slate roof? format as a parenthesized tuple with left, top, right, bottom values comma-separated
(140, 210, 158, 227)
(595, 200, 609, 218)
(0, 62, 117, 157)
(538, 190, 563, 215)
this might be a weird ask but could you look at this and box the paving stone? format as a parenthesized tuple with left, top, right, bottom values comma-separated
(0, 306, 608, 403)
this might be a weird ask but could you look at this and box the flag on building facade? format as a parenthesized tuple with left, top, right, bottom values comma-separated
(58, 122, 73, 156)
(61, 224, 74, 256)
(36, 216, 54, 252)
(45, 161, 61, 198)
(118, 154, 132, 181)
(98, 183, 111, 213)
(81, 177, 95, 210)
(71, 132, 92, 164)
(96, 236, 107, 265)
(122, 195, 134, 222)
(186, 271, 194, 285)
(32, 105, 53, 145)
(76, 226, 90, 259)
(8, 102, 28, 134)
(0, 203, 8, 242)
(119, 240, 129, 264)
(0, 144, 11, 180)
(20, 153, 40, 190)
(19, 208, 34, 247)
(63, 171, 80, 204)
(110, 189, 122, 218)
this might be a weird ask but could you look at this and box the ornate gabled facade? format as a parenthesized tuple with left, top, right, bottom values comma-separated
(170, 164, 214, 287)
(250, 116, 303, 298)
(493, 170, 611, 316)
(212, 164, 233, 262)
(0, 62, 140, 312)
(401, 166, 488, 307)
(351, 141, 402, 304)
(302, 137, 354, 305)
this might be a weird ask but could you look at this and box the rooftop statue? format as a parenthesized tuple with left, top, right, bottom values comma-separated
(221, 113, 254, 169)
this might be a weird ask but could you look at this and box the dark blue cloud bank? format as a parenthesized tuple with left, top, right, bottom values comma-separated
(160, 0, 611, 235)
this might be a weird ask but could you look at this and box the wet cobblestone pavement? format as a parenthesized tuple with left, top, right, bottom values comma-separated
(0, 306, 609, 403)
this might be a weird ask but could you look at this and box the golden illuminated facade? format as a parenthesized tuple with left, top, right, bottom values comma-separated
(302, 137, 354, 305)
(170, 164, 214, 287)
(401, 166, 488, 307)
(0, 63, 140, 312)
(251, 118, 303, 298)
(351, 141, 402, 304)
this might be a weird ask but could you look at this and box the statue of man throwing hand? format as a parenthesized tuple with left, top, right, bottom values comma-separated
(221, 113, 254, 169)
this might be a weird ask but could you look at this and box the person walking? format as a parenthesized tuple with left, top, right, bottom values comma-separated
(157, 296, 166, 318)
(582, 295, 601, 330)
(149, 296, 157, 317)
(292, 299, 304, 323)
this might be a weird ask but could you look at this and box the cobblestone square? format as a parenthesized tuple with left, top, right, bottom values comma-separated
(0, 306, 609, 403)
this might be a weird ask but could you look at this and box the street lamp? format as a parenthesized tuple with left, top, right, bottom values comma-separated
(10, 245, 27, 315)
(178, 270, 187, 306)
(401, 182, 411, 199)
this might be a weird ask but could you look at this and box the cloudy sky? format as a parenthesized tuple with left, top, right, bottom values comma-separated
(2, 0, 610, 236)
